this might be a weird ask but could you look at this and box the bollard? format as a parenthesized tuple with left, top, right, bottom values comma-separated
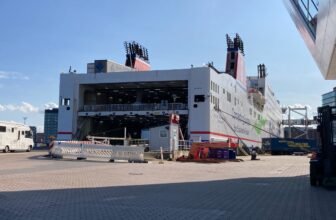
(251, 149, 257, 160)
(77, 143, 87, 160)
(159, 147, 164, 164)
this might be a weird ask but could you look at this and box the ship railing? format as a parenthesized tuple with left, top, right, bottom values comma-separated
(128, 139, 149, 146)
(81, 103, 188, 112)
(178, 140, 192, 151)
(86, 135, 149, 147)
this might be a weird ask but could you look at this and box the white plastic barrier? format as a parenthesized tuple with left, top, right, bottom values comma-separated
(51, 141, 145, 162)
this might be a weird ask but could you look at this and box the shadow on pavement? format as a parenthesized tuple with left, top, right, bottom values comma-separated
(27, 154, 117, 164)
(32, 146, 49, 151)
(0, 175, 336, 220)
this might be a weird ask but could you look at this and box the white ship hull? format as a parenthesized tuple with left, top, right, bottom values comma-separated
(189, 70, 283, 147)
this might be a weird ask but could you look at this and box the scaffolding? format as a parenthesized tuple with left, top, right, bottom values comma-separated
(285, 106, 309, 139)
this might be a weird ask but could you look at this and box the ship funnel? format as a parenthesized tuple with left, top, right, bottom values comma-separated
(124, 41, 151, 71)
(225, 33, 246, 88)
(226, 34, 244, 55)
(257, 64, 267, 78)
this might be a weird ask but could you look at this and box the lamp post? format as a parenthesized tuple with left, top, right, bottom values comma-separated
(172, 94, 177, 113)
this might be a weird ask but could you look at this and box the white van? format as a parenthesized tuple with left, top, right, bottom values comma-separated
(0, 121, 34, 153)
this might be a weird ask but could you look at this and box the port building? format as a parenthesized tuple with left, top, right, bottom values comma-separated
(284, 0, 336, 79)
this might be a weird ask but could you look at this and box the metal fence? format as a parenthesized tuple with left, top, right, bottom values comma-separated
(178, 140, 192, 150)
(81, 103, 188, 112)
(51, 140, 145, 162)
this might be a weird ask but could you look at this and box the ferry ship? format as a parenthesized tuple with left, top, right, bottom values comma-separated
(57, 34, 283, 148)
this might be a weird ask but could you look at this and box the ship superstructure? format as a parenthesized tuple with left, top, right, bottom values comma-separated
(57, 37, 283, 147)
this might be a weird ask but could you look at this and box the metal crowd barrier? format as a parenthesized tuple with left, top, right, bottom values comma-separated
(51, 141, 145, 162)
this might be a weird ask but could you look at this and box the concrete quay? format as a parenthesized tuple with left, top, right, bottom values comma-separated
(0, 151, 335, 220)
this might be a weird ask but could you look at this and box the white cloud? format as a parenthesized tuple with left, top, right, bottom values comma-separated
(5, 104, 17, 111)
(38, 102, 58, 113)
(0, 102, 39, 113)
(288, 104, 312, 110)
(0, 70, 30, 80)
(37, 125, 44, 133)
(19, 102, 39, 113)
(1, 101, 59, 114)
(44, 102, 58, 109)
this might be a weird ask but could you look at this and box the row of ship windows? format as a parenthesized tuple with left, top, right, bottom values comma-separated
(210, 94, 261, 120)
(210, 81, 261, 119)
(210, 93, 231, 105)
(211, 95, 220, 108)
(211, 81, 233, 95)
(210, 81, 220, 94)
(249, 108, 261, 120)
(210, 93, 242, 107)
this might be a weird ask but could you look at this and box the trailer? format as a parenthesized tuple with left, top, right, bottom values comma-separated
(310, 106, 336, 186)
(262, 138, 317, 155)
(0, 121, 34, 153)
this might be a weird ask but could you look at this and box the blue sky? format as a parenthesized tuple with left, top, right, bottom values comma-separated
(0, 0, 334, 131)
